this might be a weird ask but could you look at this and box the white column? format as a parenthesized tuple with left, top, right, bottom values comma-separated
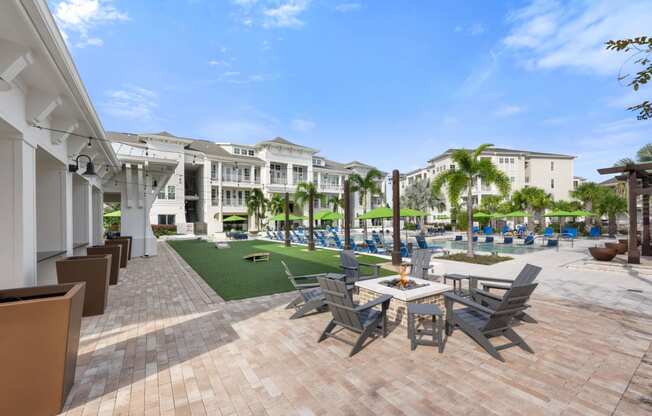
(0, 138, 37, 289)
(287, 164, 293, 186)
(217, 161, 223, 232)
(86, 181, 93, 246)
(64, 171, 73, 255)
(249, 164, 254, 183)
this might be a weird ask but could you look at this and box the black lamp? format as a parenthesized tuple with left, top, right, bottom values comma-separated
(68, 154, 96, 176)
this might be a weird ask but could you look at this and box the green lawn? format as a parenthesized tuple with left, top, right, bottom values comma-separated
(168, 239, 394, 301)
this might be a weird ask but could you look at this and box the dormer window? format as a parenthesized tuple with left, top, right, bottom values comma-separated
(234, 148, 240, 155)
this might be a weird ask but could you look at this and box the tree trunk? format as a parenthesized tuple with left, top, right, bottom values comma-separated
(308, 196, 315, 250)
(362, 194, 368, 240)
(467, 187, 474, 258)
(608, 213, 617, 238)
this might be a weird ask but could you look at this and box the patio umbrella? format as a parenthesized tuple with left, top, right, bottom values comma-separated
(568, 210, 595, 217)
(357, 206, 393, 220)
(504, 210, 529, 218)
(104, 210, 121, 218)
(223, 215, 246, 222)
(321, 211, 343, 221)
(472, 212, 491, 220)
(544, 210, 574, 233)
(313, 210, 332, 221)
(270, 213, 304, 221)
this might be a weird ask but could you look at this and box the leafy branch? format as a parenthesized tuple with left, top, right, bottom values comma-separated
(606, 36, 652, 120)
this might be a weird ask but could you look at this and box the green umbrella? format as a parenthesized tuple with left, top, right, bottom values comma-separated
(270, 213, 304, 221)
(223, 215, 247, 222)
(321, 211, 343, 221)
(401, 208, 428, 217)
(544, 210, 574, 217)
(504, 210, 529, 218)
(313, 210, 331, 221)
(357, 206, 393, 220)
(473, 212, 491, 219)
(436, 214, 450, 220)
(568, 210, 595, 217)
(490, 212, 507, 219)
(104, 210, 121, 218)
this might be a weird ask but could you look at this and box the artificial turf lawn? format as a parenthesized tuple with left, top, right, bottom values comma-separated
(168, 239, 394, 301)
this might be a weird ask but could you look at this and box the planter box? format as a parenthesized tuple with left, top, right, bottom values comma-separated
(87, 245, 121, 285)
(56, 255, 110, 316)
(105, 239, 129, 268)
(589, 247, 617, 262)
(0, 283, 85, 415)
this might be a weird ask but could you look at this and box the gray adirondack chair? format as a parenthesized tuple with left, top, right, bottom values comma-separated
(444, 283, 538, 362)
(317, 276, 392, 357)
(469, 264, 541, 323)
(339, 250, 380, 285)
(409, 249, 437, 280)
(281, 261, 327, 319)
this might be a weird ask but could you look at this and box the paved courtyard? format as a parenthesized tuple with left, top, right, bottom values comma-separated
(60, 241, 652, 416)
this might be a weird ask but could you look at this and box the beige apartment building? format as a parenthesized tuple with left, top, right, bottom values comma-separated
(400, 147, 576, 219)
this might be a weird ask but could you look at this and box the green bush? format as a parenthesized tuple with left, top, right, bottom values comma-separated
(404, 222, 417, 230)
(152, 224, 177, 238)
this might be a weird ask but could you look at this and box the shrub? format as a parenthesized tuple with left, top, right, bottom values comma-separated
(152, 224, 177, 238)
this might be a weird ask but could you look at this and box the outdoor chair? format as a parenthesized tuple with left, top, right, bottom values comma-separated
(485, 236, 494, 243)
(339, 250, 380, 285)
(415, 235, 444, 253)
(444, 282, 538, 362)
(501, 225, 510, 235)
(409, 249, 437, 280)
(317, 276, 392, 356)
(331, 234, 344, 249)
(372, 232, 385, 248)
(472, 236, 478, 242)
(546, 239, 559, 248)
(281, 261, 328, 319)
(454, 235, 463, 241)
(503, 236, 513, 244)
(276, 231, 284, 240)
(468, 263, 542, 323)
(523, 235, 534, 245)
(483, 226, 493, 235)
(400, 241, 410, 257)
(365, 239, 386, 254)
(543, 227, 554, 239)
(562, 227, 578, 239)
(589, 226, 602, 238)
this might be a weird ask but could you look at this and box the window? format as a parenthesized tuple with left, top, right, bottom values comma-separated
(525, 176, 530, 184)
(211, 187, 217, 202)
(248, 150, 254, 156)
(551, 161, 555, 171)
(450, 164, 455, 170)
(158, 214, 175, 225)
(167, 186, 176, 199)
(510, 158, 515, 164)
(157, 189, 166, 199)
(234, 148, 240, 155)
(510, 176, 515, 183)
(211, 163, 217, 179)
(499, 157, 503, 164)
(551, 179, 555, 189)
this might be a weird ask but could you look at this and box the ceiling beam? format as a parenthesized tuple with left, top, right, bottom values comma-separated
(26, 88, 62, 124)
(50, 117, 79, 145)
(0, 39, 33, 88)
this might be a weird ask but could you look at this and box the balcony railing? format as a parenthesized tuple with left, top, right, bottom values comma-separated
(222, 198, 246, 207)
(221, 173, 260, 184)
(270, 177, 288, 185)
(320, 183, 342, 191)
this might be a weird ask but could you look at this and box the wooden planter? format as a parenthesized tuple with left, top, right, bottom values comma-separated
(56, 255, 110, 316)
(87, 245, 122, 284)
(105, 238, 129, 268)
(0, 283, 85, 415)
(605, 242, 627, 255)
(589, 247, 618, 262)
(618, 239, 629, 252)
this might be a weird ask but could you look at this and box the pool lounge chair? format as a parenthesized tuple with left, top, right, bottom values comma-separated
(415, 235, 444, 252)
(472, 236, 478, 242)
(281, 261, 328, 319)
(372, 232, 386, 248)
(444, 282, 538, 362)
(483, 226, 493, 235)
(454, 235, 463, 241)
(589, 226, 602, 239)
(276, 231, 284, 241)
(317, 276, 391, 356)
(485, 236, 494, 243)
(543, 227, 554, 239)
(400, 241, 410, 257)
(365, 239, 386, 254)
(314, 232, 328, 247)
(331, 234, 344, 249)
(501, 225, 510, 235)
(523, 235, 534, 245)
(562, 227, 578, 239)
(502, 236, 513, 244)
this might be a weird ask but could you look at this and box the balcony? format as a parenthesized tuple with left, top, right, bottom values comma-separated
(320, 183, 342, 192)
(270, 176, 288, 186)
(220, 173, 261, 185)
(221, 198, 246, 209)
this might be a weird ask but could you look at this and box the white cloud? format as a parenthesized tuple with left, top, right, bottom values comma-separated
(230, 0, 310, 28)
(503, 0, 652, 75)
(335, 3, 361, 13)
(454, 23, 485, 36)
(102, 86, 158, 120)
(493, 105, 523, 117)
(290, 118, 316, 132)
(263, 1, 310, 28)
(52, 0, 128, 47)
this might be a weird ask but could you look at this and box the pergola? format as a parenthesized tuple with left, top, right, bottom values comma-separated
(597, 162, 652, 264)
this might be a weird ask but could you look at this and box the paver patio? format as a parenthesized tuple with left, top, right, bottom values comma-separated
(61, 242, 652, 416)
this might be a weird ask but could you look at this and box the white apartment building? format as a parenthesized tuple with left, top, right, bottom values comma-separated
(400, 147, 576, 219)
(106, 133, 387, 236)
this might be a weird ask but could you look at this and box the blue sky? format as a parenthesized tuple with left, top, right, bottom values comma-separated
(50, 0, 652, 181)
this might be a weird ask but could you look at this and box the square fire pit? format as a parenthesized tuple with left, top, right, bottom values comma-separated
(355, 276, 450, 327)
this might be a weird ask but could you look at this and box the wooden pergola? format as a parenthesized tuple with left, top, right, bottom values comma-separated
(597, 162, 652, 264)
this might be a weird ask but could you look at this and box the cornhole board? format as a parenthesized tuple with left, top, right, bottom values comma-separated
(243, 252, 270, 263)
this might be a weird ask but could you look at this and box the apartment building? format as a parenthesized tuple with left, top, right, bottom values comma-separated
(400, 147, 576, 219)
(106, 133, 387, 236)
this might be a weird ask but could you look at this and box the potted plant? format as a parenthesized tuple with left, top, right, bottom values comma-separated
(56, 254, 111, 316)
(105, 238, 129, 268)
(0, 283, 85, 415)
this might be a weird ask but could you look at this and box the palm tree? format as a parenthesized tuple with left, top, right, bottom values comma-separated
(571, 182, 602, 225)
(267, 193, 284, 216)
(328, 194, 343, 212)
(349, 168, 384, 239)
(294, 182, 323, 250)
(432, 144, 511, 257)
(595, 189, 627, 237)
(511, 186, 552, 230)
(615, 143, 652, 166)
(401, 179, 445, 212)
(245, 189, 267, 231)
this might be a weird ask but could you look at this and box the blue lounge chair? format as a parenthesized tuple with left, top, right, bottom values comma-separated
(415, 235, 443, 252)
(400, 242, 410, 257)
(454, 235, 463, 241)
(501, 225, 510, 235)
(331, 234, 344, 249)
(589, 226, 601, 238)
(562, 227, 577, 239)
(265, 230, 274, 239)
(523, 235, 534, 245)
(503, 236, 513, 244)
(276, 231, 284, 240)
(472, 236, 478, 242)
(372, 232, 385, 248)
(292, 231, 306, 244)
(348, 238, 367, 252)
(483, 226, 493, 235)
(472, 226, 480, 233)
(543, 227, 554, 239)
(485, 236, 494, 243)
(365, 239, 386, 254)
(546, 239, 558, 248)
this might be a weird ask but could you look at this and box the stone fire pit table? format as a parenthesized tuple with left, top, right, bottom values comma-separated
(355, 276, 451, 328)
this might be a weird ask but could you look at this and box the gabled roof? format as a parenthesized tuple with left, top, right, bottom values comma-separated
(427, 146, 575, 163)
(185, 140, 264, 163)
(256, 136, 318, 153)
(315, 158, 350, 173)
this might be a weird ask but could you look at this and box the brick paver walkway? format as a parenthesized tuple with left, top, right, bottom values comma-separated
(60, 242, 652, 416)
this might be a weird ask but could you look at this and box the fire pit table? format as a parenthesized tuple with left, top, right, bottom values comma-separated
(355, 276, 450, 327)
